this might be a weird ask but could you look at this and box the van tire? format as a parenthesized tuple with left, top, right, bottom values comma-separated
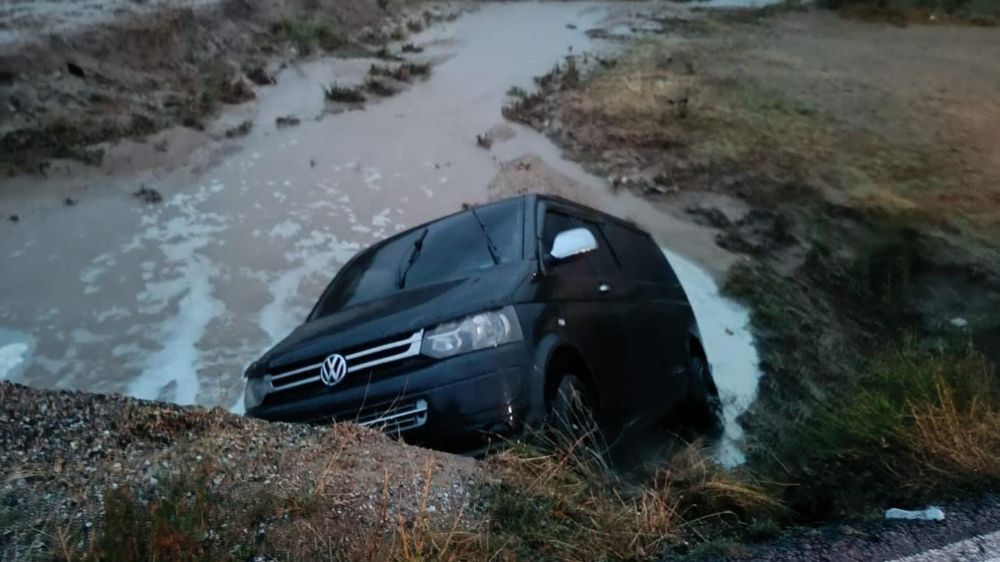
(678, 355, 723, 437)
(548, 374, 600, 447)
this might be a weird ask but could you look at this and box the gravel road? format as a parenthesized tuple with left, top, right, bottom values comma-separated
(711, 496, 1000, 562)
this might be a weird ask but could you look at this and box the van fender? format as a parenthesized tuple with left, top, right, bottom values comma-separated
(524, 331, 568, 427)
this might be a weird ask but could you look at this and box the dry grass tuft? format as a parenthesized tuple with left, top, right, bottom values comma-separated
(663, 445, 785, 519)
(905, 372, 1000, 487)
(351, 458, 495, 562)
(766, 343, 1000, 512)
(483, 434, 781, 561)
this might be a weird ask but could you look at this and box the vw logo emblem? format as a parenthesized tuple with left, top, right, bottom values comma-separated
(319, 354, 348, 386)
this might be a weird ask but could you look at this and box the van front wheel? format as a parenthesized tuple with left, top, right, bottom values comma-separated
(548, 374, 600, 448)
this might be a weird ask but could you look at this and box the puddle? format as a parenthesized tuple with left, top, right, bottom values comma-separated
(663, 249, 760, 467)
(0, 1, 762, 463)
(0, 328, 36, 381)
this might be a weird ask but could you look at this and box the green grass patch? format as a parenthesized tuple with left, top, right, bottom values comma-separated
(760, 341, 999, 516)
(80, 463, 280, 562)
(271, 17, 344, 56)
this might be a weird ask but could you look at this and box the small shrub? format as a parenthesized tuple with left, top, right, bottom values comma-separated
(506, 86, 528, 98)
(502, 92, 547, 125)
(374, 45, 404, 61)
(271, 18, 343, 55)
(225, 120, 253, 138)
(406, 62, 431, 77)
(86, 466, 228, 561)
(561, 58, 581, 90)
(368, 62, 431, 83)
(365, 77, 396, 97)
(323, 84, 366, 103)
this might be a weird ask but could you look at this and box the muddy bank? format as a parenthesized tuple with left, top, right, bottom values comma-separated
(0, 0, 464, 172)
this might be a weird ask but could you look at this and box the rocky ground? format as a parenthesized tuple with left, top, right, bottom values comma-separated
(0, 381, 481, 561)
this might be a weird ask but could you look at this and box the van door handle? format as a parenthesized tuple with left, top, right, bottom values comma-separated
(598, 283, 611, 293)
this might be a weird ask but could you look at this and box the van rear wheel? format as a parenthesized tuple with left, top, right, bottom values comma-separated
(677, 356, 723, 437)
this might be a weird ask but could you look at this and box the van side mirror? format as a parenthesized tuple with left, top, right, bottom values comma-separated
(550, 227, 598, 261)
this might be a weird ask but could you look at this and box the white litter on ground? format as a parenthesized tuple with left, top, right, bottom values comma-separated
(885, 506, 946, 521)
(662, 249, 762, 467)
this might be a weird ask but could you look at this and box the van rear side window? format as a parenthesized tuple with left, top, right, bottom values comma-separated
(601, 222, 678, 286)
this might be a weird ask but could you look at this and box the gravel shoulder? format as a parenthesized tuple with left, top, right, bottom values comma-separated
(0, 381, 482, 560)
(706, 496, 1000, 562)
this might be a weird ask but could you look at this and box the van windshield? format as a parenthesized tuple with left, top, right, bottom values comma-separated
(310, 198, 524, 318)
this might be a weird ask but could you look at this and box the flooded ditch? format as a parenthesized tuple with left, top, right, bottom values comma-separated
(0, 1, 760, 464)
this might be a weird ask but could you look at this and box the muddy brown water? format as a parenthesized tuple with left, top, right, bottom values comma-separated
(0, 1, 761, 465)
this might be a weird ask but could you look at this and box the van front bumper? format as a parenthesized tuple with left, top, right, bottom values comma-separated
(245, 343, 542, 452)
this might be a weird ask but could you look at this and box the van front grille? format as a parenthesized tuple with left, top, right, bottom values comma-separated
(352, 398, 429, 434)
(266, 329, 424, 394)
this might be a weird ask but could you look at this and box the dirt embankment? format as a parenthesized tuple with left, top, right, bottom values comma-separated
(0, 0, 457, 174)
(0, 381, 481, 561)
(505, 4, 1000, 519)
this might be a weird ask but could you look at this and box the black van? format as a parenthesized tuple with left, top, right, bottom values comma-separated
(244, 194, 720, 451)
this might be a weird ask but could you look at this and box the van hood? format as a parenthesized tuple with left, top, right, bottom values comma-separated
(260, 261, 532, 372)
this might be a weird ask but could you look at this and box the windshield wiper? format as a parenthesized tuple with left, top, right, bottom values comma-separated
(397, 228, 429, 289)
(469, 207, 501, 265)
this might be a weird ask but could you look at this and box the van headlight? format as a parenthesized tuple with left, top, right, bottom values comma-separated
(421, 306, 523, 359)
(243, 376, 271, 410)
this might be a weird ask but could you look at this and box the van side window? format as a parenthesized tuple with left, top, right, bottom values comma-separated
(543, 210, 618, 275)
(601, 221, 678, 286)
